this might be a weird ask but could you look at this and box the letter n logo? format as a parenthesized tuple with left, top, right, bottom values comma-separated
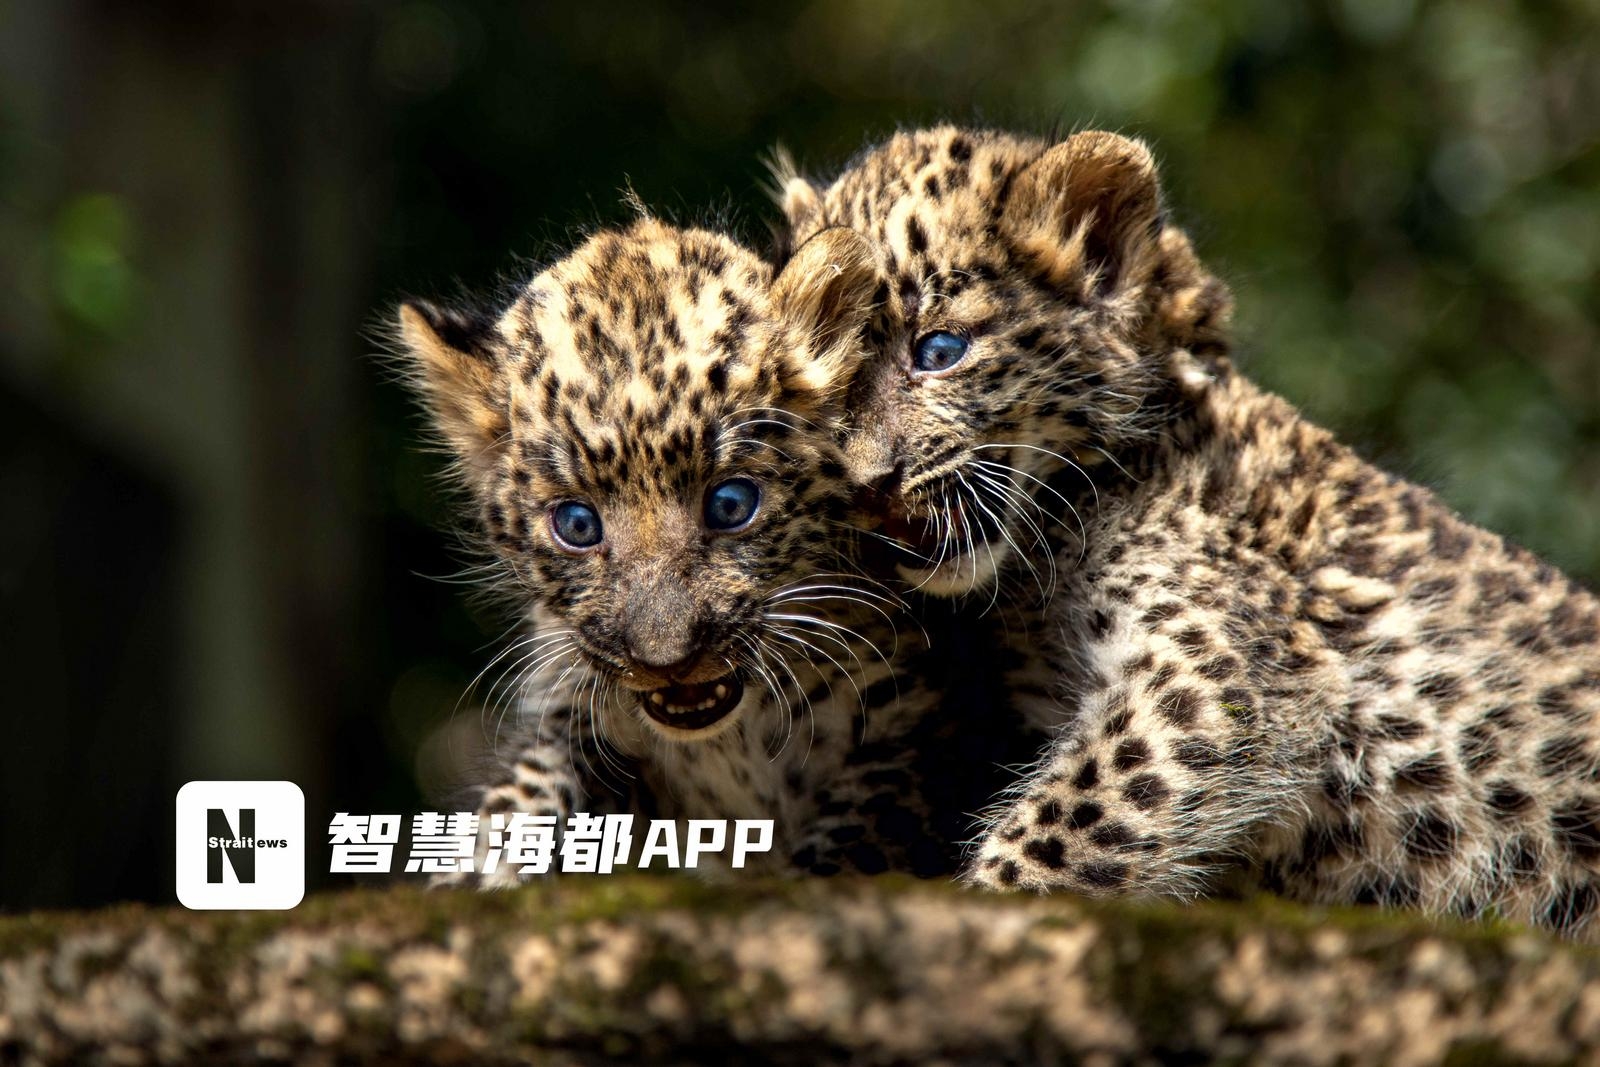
(207, 808, 257, 883)
(177, 782, 303, 909)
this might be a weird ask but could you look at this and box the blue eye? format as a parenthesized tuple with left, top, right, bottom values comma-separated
(550, 501, 603, 550)
(912, 330, 969, 373)
(704, 478, 762, 532)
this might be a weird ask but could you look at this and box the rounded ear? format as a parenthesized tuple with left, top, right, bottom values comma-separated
(781, 176, 824, 234)
(770, 226, 880, 395)
(1002, 131, 1164, 298)
(1153, 227, 1234, 367)
(395, 300, 510, 485)
(768, 145, 825, 241)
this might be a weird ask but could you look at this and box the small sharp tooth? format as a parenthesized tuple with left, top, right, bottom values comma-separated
(714, 683, 728, 698)
(651, 692, 665, 705)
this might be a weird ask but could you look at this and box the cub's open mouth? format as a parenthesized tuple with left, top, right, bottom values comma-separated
(880, 501, 990, 563)
(639, 674, 744, 732)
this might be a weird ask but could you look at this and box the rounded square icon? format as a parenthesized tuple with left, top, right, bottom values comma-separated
(175, 781, 305, 910)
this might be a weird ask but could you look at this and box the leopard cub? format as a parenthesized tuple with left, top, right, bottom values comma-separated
(782, 126, 1600, 936)
(398, 218, 1008, 884)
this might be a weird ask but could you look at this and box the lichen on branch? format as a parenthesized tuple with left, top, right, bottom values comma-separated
(2, 879, 1597, 1065)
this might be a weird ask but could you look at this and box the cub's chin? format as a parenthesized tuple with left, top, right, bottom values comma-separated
(896, 541, 1010, 598)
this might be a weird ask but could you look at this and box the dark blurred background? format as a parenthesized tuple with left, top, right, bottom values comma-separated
(2, 0, 1596, 911)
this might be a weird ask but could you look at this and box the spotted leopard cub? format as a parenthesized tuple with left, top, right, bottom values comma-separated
(782, 127, 1600, 935)
(398, 218, 994, 885)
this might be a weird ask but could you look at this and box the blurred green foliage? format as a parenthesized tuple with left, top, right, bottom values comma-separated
(52, 194, 137, 335)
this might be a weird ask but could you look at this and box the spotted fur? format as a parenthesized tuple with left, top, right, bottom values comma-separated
(781, 126, 1600, 935)
(397, 218, 1016, 885)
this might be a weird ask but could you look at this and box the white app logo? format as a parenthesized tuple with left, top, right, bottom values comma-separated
(175, 781, 305, 910)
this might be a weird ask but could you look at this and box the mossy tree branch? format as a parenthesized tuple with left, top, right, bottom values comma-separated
(2, 879, 1598, 1065)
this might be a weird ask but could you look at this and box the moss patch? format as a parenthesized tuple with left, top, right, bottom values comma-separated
(2, 880, 1597, 1065)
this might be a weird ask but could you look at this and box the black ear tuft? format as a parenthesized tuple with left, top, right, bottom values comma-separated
(395, 300, 510, 489)
(406, 299, 498, 359)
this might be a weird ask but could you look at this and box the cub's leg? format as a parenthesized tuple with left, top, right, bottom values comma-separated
(784, 668, 958, 878)
(428, 703, 630, 889)
(966, 674, 1278, 894)
(792, 742, 954, 878)
(966, 559, 1335, 896)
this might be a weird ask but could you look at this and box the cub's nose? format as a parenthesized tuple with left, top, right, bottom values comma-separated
(625, 643, 702, 681)
(871, 458, 907, 499)
(854, 458, 906, 516)
(621, 616, 704, 680)
(620, 575, 704, 680)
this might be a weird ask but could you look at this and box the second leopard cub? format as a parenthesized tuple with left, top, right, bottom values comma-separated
(782, 127, 1600, 935)
(399, 218, 1016, 884)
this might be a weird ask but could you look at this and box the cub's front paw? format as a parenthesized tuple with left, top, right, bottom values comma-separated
(961, 807, 1143, 896)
